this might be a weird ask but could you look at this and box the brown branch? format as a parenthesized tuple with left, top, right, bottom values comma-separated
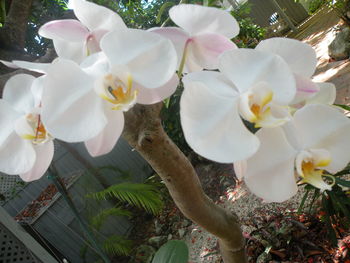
(123, 103, 247, 263)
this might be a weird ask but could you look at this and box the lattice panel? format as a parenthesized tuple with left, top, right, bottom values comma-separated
(0, 174, 24, 205)
(0, 223, 40, 263)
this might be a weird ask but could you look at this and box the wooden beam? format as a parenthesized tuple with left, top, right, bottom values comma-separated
(0, 206, 58, 263)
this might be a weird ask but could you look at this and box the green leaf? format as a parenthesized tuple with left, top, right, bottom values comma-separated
(322, 194, 337, 245)
(336, 177, 350, 188)
(298, 187, 310, 214)
(90, 207, 132, 229)
(103, 235, 132, 256)
(89, 182, 163, 215)
(152, 240, 189, 263)
(156, 2, 174, 24)
(334, 103, 350, 111)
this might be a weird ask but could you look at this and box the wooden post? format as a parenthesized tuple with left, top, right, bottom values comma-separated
(269, 0, 298, 32)
(0, 206, 58, 263)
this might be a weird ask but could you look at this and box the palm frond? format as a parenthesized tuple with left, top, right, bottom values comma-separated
(90, 207, 132, 229)
(103, 235, 132, 256)
(89, 182, 163, 215)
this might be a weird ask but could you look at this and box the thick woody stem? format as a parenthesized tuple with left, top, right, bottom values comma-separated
(123, 103, 247, 263)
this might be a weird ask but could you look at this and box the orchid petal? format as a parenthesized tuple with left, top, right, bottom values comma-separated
(19, 141, 54, 182)
(169, 4, 239, 38)
(0, 132, 35, 175)
(3, 74, 35, 114)
(233, 161, 247, 181)
(256, 37, 317, 78)
(52, 38, 86, 63)
(291, 74, 320, 105)
(293, 104, 350, 173)
(70, 0, 126, 32)
(31, 76, 45, 107)
(190, 33, 237, 69)
(101, 29, 177, 88)
(306, 82, 336, 105)
(149, 27, 189, 67)
(219, 49, 296, 104)
(41, 59, 107, 142)
(181, 71, 259, 163)
(85, 109, 124, 157)
(0, 100, 21, 146)
(244, 127, 298, 202)
(11, 60, 51, 74)
(39, 19, 89, 42)
(136, 74, 179, 105)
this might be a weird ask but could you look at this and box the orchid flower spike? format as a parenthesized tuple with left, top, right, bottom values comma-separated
(242, 104, 350, 202)
(41, 29, 178, 157)
(151, 4, 239, 74)
(39, 0, 126, 63)
(180, 48, 296, 163)
(256, 37, 336, 107)
(0, 74, 54, 182)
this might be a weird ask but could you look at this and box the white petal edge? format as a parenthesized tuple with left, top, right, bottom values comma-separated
(3, 74, 35, 114)
(180, 71, 259, 163)
(256, 37, 317, 78)
(101, 29, 177, 88)
(41, 59, 107, 142)
(85, 109, 124, 157)
(244, 127, 298, 203)
(169, 4, 239, 38)
(0, 132, 36, 175)
(20, 140, 54, 182)
(136, 74, 179, 105)
(219, 49, 296, 105)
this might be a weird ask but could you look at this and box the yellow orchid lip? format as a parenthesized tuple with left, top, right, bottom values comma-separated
(99, 74, 138, 111)
(239, 87, 288, 128)
(296, 150, 334, 191)
(20, 114, 50, 144)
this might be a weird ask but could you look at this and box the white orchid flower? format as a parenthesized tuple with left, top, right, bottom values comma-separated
(256, 37, 336, 106)
(41, 29, 178, 157)
(180, 49, 296, 163)
(242, 104, 350, 202)
(39, 0, 126, 63)
(0, 74, 54, 182)
(151, 4, 239, 73)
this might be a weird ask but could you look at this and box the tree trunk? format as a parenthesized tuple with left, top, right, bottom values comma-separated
(123, 103, 247, 263)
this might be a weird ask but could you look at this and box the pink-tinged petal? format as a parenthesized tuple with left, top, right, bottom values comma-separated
(181, 71, 259, 163)
(291, 74, 320, 105)
(70, 0, 126, 32)
(307, 82, 336, 105)
(169, 4, 239, 38)
(244, 127, 298, 203)
(190, 33, 237, 69)
(136, 74, 179, 105)
(85, 109, 124, 157)
(0, 100, 21, 146)
(0, 132, 35, 175)
(39, 19, 89, 42)
(293, 104, 350, 173)
(52, 39, 86, 63)
(101, 29, 177, 88)
(219, 49, 296, 105)
(19, 141, 54, 182)
(256, 37, 317, 78)
(149, 27, 189, 67)
(41, 59, 107, 142)
(3, 74, 35, 114)
(233, 160, 247, 181)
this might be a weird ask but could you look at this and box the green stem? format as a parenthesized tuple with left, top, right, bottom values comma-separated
(47, 167, 111, 263)
(177, 41, 189, 78)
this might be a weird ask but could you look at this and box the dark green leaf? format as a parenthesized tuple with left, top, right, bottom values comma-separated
(152, 240, 189, 263)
